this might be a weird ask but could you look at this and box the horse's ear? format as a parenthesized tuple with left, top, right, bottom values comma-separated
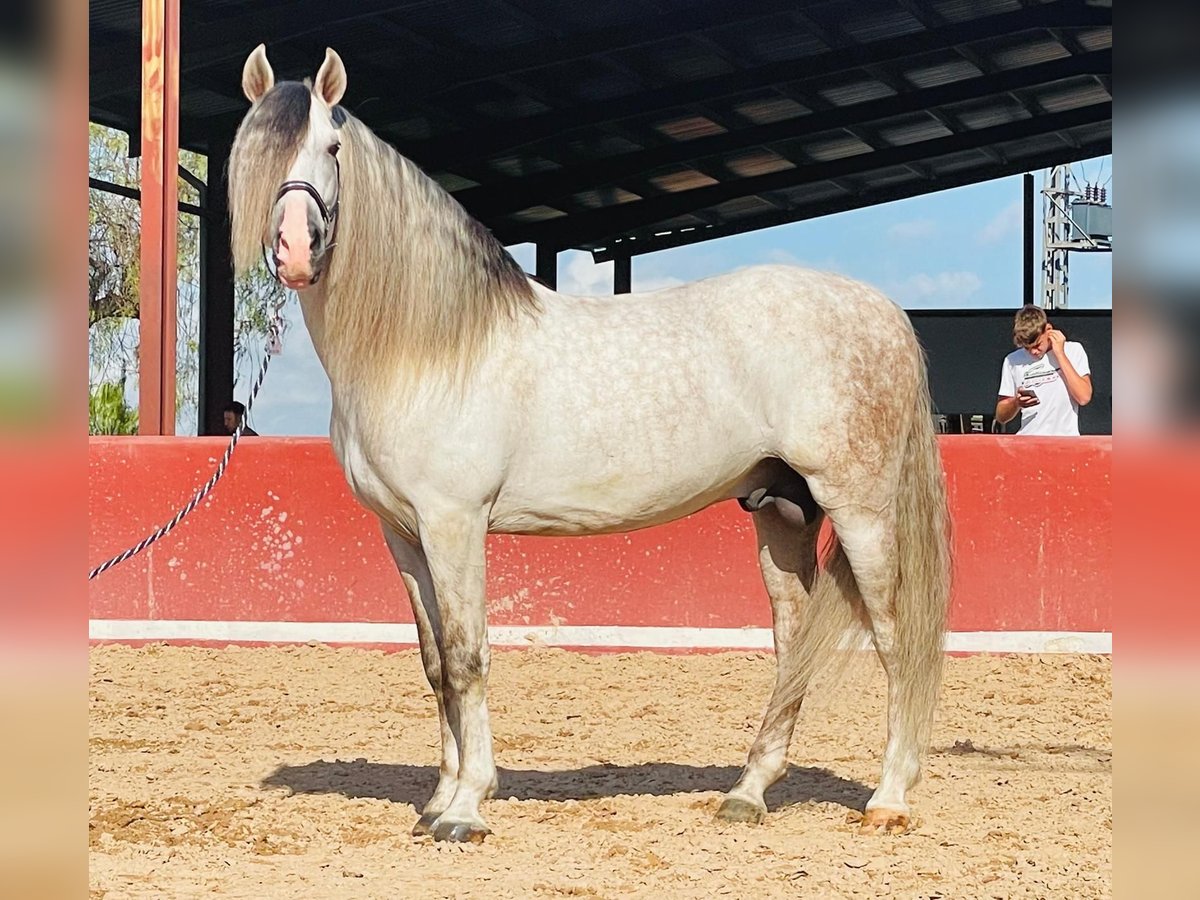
(242, 44, 274, 103)
(314, 48, 347, 107)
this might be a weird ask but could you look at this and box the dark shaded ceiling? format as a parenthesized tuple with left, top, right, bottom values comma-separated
(89, 0, 1111, 259)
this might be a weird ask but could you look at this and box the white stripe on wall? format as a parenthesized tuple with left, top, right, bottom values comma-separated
(88, 619, 1111, 654)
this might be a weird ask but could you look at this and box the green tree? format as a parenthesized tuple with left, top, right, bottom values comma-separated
(88, 381, 138, 435)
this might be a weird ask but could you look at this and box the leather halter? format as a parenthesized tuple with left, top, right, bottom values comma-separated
(263, 156, 341, 286)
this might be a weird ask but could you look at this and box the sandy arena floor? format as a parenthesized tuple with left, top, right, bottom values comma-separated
(89, 645, 1110, 898)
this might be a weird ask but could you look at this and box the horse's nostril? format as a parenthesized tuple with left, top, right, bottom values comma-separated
(278, 231, 291, 254)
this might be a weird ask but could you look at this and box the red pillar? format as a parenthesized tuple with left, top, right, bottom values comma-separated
(137, 0, 180, 434)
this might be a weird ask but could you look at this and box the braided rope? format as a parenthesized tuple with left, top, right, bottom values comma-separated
(88, 318, 282, 581)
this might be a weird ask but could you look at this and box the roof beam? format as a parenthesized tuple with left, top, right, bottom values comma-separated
(454, 49, 1108, 218)
(501, 101, 1111, 246)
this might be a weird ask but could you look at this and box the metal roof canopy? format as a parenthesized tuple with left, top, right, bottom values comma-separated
(89, 0, 1110, 261)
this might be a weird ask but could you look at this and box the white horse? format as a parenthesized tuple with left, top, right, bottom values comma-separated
(230, 46, 950, 843)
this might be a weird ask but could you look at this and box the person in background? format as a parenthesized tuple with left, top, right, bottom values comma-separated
(222, 400, 259, 436)
(995, 305, 1093, 436)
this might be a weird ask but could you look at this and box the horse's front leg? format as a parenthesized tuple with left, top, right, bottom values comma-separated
(380, 525, 461, 836)
(419, 509, 498, 843)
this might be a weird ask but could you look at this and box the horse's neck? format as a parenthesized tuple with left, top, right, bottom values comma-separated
(295, 284, 332, 369)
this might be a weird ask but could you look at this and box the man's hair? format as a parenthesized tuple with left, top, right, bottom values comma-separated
(224, 400, 246, 417)
(1012, 304, 1048, 347)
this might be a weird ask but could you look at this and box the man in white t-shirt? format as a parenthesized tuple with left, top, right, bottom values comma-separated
(995, 305, 1093, 436)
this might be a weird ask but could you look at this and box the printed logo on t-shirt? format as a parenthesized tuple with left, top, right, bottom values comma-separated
(1020, 358, 1060, 390)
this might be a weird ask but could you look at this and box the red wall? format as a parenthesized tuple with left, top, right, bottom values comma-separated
(88, 436, 1111, 635)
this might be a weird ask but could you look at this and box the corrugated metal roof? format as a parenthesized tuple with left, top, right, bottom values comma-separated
(903, 58, 984, 89)
(730, 95, 810, 126)
(709, 17, 829, 64)
(802, 135, 877, 162)
(1034, 80, 1112, 113)
(952, 99, 1032, 130)
(88, 0, 1111, 259)
(931, 0, 1023, 25)
(842, 8, 927, 43)
(878, 116, 956, 146)
(571, 187, 643, 209)
(652, 115, 728, 142)
(819, 79, 897, 107)
(722, 151, 796, 178)
(648, 169, 721, 193)
(990, 37, 1072, 70)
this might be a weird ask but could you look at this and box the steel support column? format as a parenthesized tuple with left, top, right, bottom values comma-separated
(137, 0, 180, 434)
(536, 243, 557, 290)
(613, 254, 631, 294)
(1023, 173, 1035, 307)
(199, 134, 235, 435)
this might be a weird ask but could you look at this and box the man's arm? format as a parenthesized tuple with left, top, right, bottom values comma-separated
(996, 391, 1040, 424)
(996, 394, 1021, 424)
(995, 357, 1037, 424)
(1048, 331, 1093, 406)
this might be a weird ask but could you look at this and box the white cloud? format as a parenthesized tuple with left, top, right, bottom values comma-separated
(887, 218, 937, 241)
(977, 200, 1022, 244)
(891, 270, 983, 308)
(558, 250, 614, 296)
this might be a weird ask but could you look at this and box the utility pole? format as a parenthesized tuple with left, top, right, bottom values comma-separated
(1041, 166, 1072, 309)
(1041, 164, 1112, 309)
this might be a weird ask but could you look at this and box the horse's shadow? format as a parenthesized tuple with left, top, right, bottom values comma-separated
(262, 760, 872, 813)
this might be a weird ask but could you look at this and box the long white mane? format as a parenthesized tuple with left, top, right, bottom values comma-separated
(229, 82, 539, 385)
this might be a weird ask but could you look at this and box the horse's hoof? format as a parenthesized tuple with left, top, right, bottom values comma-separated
(431, 819, 491, 843)
(716, 797, 766, 824)
(857, 807, 910, 835)
(411, 814, 438, 837)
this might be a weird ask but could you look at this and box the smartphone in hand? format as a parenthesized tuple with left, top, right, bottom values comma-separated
(1017, 387, 1039, 406)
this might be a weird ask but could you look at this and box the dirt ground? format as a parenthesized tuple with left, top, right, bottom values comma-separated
(89, 645, 1110, 898)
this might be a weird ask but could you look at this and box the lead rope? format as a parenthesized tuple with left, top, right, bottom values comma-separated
(88, 308, 286, 580)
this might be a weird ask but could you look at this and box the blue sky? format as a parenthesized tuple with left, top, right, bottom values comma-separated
(239, 156, 1112, 436)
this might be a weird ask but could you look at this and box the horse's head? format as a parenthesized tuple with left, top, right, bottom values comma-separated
(232, 45, 347, 290)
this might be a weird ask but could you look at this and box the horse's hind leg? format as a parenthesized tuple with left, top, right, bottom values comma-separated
(823, 504, 923, 834)
(717, 503, 823, 824)
(381, 525, 460, 836)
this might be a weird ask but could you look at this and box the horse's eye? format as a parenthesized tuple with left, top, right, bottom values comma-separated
(328, 143, 340, 157)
